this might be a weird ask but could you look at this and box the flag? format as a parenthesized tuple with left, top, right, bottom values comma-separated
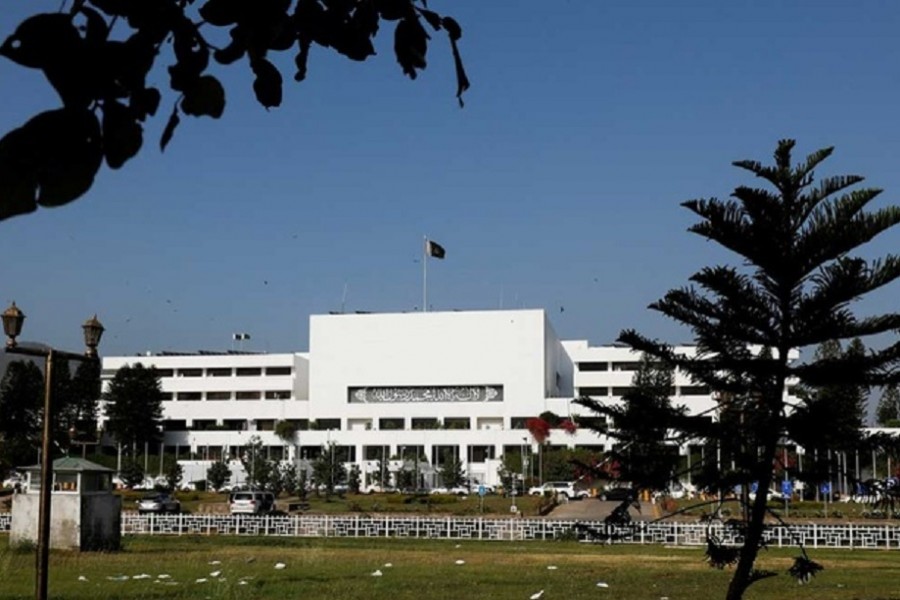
(233, 333, 250, 341)
(426, 240, 446, 259)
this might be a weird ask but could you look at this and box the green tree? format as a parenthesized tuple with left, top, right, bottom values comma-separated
(876, 384, 900, 427)
(311, 442, 346, 498)
(0, 1, 469, 221)
(279, 462, 299, 496)
(348, 464, 361, 494)
(577, 354, 682, 492)
(0, 360, 44, 472)
(207, 460, 231, 492)
(119, 458, 145, 488)
(438, 451, 465, 488)
(164, 460, 183, 491)
(615, 140, 900, 600)
(788, 339, 870, 485)
(103, 363, 164, 451)
(62, 360, 101, 444)
(239, 435, 273, 489)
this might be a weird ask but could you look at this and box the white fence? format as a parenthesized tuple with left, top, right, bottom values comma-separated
(3, 513, 900, 549)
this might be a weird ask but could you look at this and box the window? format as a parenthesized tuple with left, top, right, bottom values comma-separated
(178, 368, 202, 377)
(155, 368, 174, 378)
(236, 391, 261, 400)
(160, 392, 173, 400)
(611, 362, 642, 371)
(162, 420, 186, 431)
(266, 366, 292, 376)
(264, 390, 291, 400)
(680, 385, 710, 396)
(177, 392, 201, 401)
(578, 387, 608, 397)
(256, 419, 275, 431)
(364, 445, 389, 461)
(444, 417, 470, 430)
(222, 419, 246, 431)
(467, 445, 495, 463)
(379, 418, 404, 430)
(207, 368, 231, 377)
(206, 391, 231, 400)
(578, 362, 608, 372)
(313, 418, 341, 431)
(236, 367, 262, 376)
(431, 445, 459, 465)
(411, 418, 439, 430)
(510, 417, 530, 429)
(611, 387, 633, 397)
(191, 419, 216, 431)
(289, 419, 309, 431)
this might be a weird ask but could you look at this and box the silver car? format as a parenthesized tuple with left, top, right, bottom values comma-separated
(136, 493, 181, 514)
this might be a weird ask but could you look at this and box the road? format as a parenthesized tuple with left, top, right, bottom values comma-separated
(546, 497, 657, 520)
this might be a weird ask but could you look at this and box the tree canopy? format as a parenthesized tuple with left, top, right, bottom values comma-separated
(0, 0, 468, 221)
(609, 140, 900, 600)
(102, 362, 164, 450)
(0, 360, 44, 473)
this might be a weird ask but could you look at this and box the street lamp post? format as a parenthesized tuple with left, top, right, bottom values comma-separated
(2, 302, 104, 600)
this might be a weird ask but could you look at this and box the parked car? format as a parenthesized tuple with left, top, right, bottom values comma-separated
(530, 481, 589, 500)
(1, 472, 23, 489)
(136, 493, 181, 514)
(430, 486, 469, 496)
(229, 490, 275, 514)
(598, 486, 635, 502)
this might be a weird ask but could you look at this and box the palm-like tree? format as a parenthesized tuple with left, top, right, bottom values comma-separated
(618, 140, 900, 600)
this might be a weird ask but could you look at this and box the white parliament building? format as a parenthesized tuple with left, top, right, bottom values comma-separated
(100, 309, 727, 488)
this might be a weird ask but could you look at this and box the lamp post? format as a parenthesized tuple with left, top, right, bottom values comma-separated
(2, 303, 104, 600)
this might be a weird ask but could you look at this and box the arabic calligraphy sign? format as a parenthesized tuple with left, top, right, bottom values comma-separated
(348, 385, 503, 403)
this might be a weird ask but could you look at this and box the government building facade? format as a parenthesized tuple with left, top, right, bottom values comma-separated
(100, 309, 731, 488)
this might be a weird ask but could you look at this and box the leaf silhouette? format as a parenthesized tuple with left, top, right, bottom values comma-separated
(251, 57, 283, 109)
(181, 75, 226, 118)
(102, 100, 143, 169)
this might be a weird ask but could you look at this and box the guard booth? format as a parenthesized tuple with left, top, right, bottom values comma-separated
(10, 457, 121, 551)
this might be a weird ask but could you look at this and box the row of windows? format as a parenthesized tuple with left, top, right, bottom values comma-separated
(178, 443, 608, 464)
(577, 386, 711, 397)
(161, 390, 292, 401)
(577, 361, 657, 372)
(165, 417, 603, 433)
(154, 366, 293, 378)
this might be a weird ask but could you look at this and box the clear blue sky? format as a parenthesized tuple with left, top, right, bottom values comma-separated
(1, 1, 898, 357)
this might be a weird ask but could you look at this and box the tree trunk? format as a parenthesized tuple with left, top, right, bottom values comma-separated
(725, 436, 778, 600)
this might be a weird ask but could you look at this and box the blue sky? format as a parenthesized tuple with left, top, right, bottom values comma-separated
(0, 1, 898, 357)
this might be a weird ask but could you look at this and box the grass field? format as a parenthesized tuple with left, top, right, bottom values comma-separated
(2, 534, 900, 599)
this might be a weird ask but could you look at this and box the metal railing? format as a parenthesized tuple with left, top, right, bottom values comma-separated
(3, 513, 900, 549)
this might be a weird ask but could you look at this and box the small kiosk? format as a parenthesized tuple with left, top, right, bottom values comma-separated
(10, 457, 121, 551)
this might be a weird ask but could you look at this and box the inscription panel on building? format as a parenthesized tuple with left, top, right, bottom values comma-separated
(348, 385, 503, 403)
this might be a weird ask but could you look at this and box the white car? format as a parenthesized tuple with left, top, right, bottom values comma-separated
(430, 486, 469, 496)
(2, 472, 23, 489)
(529, 481, 589, 500)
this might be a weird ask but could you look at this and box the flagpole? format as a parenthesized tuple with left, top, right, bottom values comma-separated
(423, 235, 428, 312)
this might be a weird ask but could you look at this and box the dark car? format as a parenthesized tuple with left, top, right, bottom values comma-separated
(598, 486, 635, 502)
(136, 493, 181, 514)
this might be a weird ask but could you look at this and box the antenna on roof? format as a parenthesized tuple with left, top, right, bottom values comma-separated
(340, 283, 348, 314)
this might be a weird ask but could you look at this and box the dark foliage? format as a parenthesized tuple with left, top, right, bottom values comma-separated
(0, 361, 44, 471)
(102, 362, 164, 449)
(601, 140, 900, 600)
(0, 0, 469, 220)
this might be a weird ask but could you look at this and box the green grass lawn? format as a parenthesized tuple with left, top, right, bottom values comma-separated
(2, 534, 899, 599)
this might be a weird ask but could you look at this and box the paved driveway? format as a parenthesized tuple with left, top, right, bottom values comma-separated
(546, 497, 656, 521)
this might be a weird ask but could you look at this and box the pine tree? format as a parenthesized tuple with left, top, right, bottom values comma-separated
(102, 363, 164, 450)
(876, 384, 900, 427)
(576, 354, 683, 492)
(615, 140, 900, 600)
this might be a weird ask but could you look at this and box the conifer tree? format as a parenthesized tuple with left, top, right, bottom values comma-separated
(614, 140, 900, 600)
